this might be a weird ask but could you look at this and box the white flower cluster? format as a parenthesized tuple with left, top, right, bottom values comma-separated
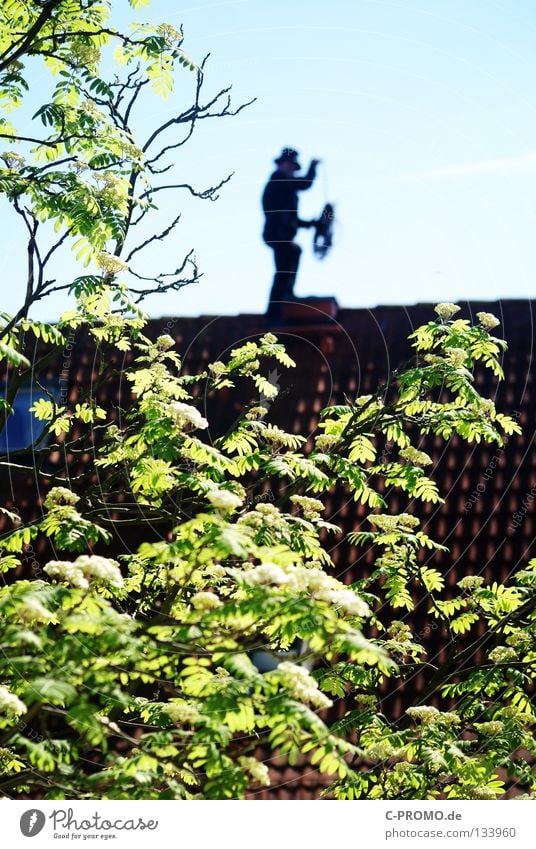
(157, 23, 183, 46)
(44, 486, 80, 510)
(476, 398, 495, 417)
(44, 555, 123, 589)
(394, 761, 412, 774)
(406, 705, 439, 724)
(457, 575, 484, 590)
(81, 99, 103, 119)
(387, 621, 413, 643)
(238, 513, 265, 531)
(71, 42, 101, 67)
(96, 252, 129, 275)
(238, 503, 287, 534)
(355, 694, 377, 711)
(315, 434, 341, 451)
(99, 185, 126, 209)
(0, 685, 26, 716)
(244, 562, 290, 586)
(467, 786, 497, 800)
(399, 447, 432, 467)
(476, 311, 500, 331)
(256, 503, 281, 520)
(368, 514, 398, 532)
(376, 552, 401, 571)
(165, 401, 208, 430)
(208, 360, 227, 377)
(206, 489, 243, 513)
(17, 598, 54, 624)
(364, 740, 403, 763)
(434, 303, 460, 320)
(398, 514, 420, 530)
(290, 494, 324, 519)
(277, 661, 332, 710)
(368, 513, 419, 532)
(95, 172, 126, 207)
(44, 561, 87, 589)
(244, 563, 370, 617)
(321, 586, 369, 616)
(120, 141, 144, 161)
(488, 645, 517, 664)
(215, 666, 231, 679)
(156, 334, 175, 350)
(96, 172, 121, 187)
(406, 705, 460, 727)
(75, 555, 123, 587)
(506, 629, 530, 648)
(163, 701, 201, 725)
(445, 347, 467, 367)
(262, 425, 288, 444)
(474, 721, 503, 736)
(1, 150, 25, 169)
(245, 405, 268, 421)
(254, 503, 287, 530)
(238, 756, 271, 787)
(190, 591, 222, 610)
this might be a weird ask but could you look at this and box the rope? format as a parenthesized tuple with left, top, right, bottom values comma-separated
(320, 159, 330, 204)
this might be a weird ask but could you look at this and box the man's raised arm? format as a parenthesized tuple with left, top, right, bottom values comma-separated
(295, 158, 320, 191)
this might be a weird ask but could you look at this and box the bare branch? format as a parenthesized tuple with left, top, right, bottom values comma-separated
(28, 156, 77, 173)
(125, 212, 182, 262)
(13, 200, 40, 313)
(126, 250, 199, 302)
(144, 56, 206, 169)
(124, 77, 150, 127)
(144, 85, 255, 168)
(41, 226, 74, 267)
(139, 173, 233, 204)
(142, 54, 255, 166)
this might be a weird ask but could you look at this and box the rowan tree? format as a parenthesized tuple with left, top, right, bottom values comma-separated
(0, 1, 534, 800)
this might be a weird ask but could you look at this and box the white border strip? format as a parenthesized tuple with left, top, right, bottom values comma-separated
(4, 799, 535, 848)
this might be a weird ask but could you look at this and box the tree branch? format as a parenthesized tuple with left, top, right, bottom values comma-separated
(0, 0, 62, 72)
(139, 173, 233, 204)
(127, 249, 199, 303)
(125, 212, 182, 262)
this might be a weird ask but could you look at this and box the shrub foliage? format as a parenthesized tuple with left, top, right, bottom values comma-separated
(0, 2, 534, 800)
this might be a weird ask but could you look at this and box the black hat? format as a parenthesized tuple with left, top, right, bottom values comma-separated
(274, 147, 300, 171)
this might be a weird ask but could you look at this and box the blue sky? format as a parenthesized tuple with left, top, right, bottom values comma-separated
(4, 0, 536, 319)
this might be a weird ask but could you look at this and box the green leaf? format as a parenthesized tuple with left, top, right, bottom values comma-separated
(25, 678, 77, 707)
(0, 340, 30, 367)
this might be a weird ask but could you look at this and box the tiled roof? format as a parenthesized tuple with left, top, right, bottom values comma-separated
(139, 301, 535, 588)
(1, 300, 535, 799)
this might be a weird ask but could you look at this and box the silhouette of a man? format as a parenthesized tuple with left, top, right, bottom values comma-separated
(262, 148, 319, 321)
